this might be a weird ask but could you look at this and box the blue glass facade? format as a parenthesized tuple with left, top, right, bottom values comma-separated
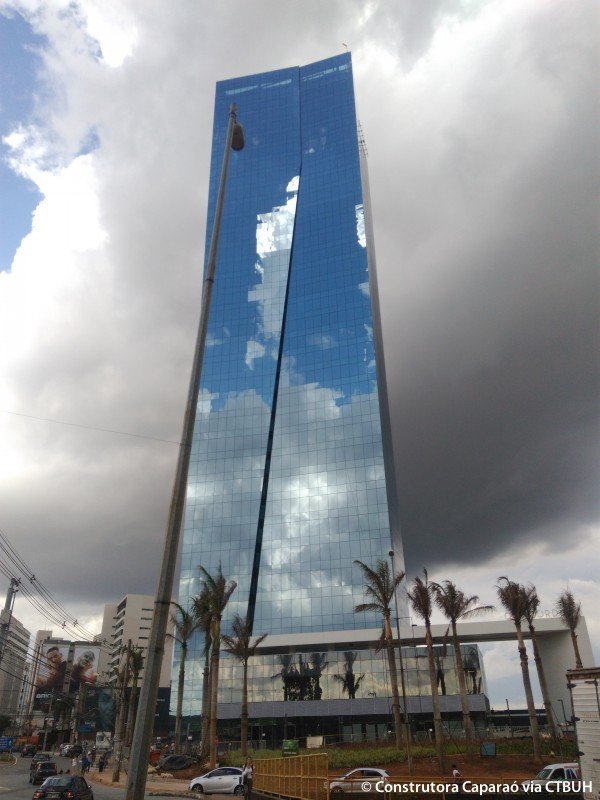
(176, 54, 405, 714)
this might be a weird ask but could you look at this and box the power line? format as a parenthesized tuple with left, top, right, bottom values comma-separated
(2, 409, 180, 446)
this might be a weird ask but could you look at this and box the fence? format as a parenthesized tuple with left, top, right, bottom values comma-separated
(255, 752, 329, 800)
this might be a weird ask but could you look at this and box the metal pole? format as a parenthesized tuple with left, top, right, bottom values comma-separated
(125, 104, 243, 800)
(389, 550, 413, 775)
(506, 698, 512, 737)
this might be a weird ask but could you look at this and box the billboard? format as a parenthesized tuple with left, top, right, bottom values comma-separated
(34, 643, 70, 711)
(82, 685, 116, 733)
(69, 645, 100, 691)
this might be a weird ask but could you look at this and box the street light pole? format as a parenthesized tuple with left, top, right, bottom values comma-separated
(124, 104, 244, 800)
(389, 550, 413, 775)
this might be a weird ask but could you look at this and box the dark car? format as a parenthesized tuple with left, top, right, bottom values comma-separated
(156, 754, 196, 772)
(30, 753, 52, 771)
(21, 744, 37, 757)
(62, 744, 83, 757)
(33, 775, 94, 799)
(30, 762, 58, 785)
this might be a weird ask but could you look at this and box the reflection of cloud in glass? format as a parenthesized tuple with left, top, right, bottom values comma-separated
(248, 177, 299, 353)
(355, 203, 366, 248)
(245, 339, 265, 369)
(308, 334, 336, 350)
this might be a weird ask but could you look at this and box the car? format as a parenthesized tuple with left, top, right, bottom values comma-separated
(328, 768, 390, 794)
(156, 754, 197, 772)
(21, 744, 37, 757)
(521, 762, 581, 791)
(30, 753, 52, 770)
(61, 744, 83, 758)
(189, 767, 244, 795)
(30, 761, 58, 785)
(33, 774, 94, 799)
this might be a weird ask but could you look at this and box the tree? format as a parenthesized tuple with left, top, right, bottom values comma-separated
(556, 589, 583, 669)
(431, 580, 493, 758)
(407, 570, 445, 773)
(522, 587, 559, 740)
(221, 614, 267, 757)
(192, 584, 213, 761)
(309, 653, 328, 700)
(496, 577, 542, 761)
(333, 651, 365, 699)
(198, 563, 237, 769)
(168, 604, 202, 753)
(354, 558, 406, 753)
(125, 646, 144, 748)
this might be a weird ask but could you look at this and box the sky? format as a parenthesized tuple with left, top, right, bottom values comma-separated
(0, 0, 598, 708)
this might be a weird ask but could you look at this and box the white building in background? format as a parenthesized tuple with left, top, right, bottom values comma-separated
(0, 610, 30, 719)
(97, 595, 173, 689)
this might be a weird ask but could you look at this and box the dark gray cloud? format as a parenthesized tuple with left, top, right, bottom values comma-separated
(0, 0, 597, 638)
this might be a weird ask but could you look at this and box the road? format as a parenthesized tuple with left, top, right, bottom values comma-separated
(0, 755, 124, 799)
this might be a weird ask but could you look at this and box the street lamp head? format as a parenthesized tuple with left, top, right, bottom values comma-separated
(389, 550, 394, 558)
(232, 122, 245, 151)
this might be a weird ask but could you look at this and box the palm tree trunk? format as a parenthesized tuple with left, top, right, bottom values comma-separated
(528, 624, 558, 740)
(425, 621, 445, 773)
(451, 620, 474, 759)
(241, 660, 248, 758)
(515, 622, 542, 761)
(125, 677, 139, 748)
(174, 645, 186, 754)
(200, 652, 211, 761)
(209, 621, 221, 769)
(383, 611, 403, 751)
(570, 630, 583, 669)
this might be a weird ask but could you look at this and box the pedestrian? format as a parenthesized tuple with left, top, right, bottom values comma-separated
(71, 755, 80, 775)
(81, 754, 90, 774)
(242, 758, 254, 799)
(451, 764, 463, 790)
(90, 747, 96, 766)
(98, 755, 105, 773)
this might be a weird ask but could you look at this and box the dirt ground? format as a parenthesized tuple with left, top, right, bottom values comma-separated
(381, 754, 550, 782)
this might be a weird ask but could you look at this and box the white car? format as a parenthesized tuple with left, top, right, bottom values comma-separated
(329, 768, 389, 793)
(189, 766, 244, 795)
(521, 762, 581, 791)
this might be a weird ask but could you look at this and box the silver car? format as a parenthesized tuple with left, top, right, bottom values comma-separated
(329, 768, 389, 793)
(189, 766, 244, 795)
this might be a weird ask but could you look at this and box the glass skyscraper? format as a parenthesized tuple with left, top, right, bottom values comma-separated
(174, 53, 424, 735)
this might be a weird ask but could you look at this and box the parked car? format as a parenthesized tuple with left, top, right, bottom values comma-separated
(30, 761, 58, 785)
(189, 767, 244, 795)
(521, 763, 581, 791)
(328, 768, 390, 794)
(156, 754, 196, 772)
(21, 744, 37, 757)
(61, 744, 83, 758)
(33, 775, 94, 799)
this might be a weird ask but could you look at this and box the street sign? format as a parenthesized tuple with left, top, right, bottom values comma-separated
(282, 739, 299, 756)
(0, 736, 14, 752)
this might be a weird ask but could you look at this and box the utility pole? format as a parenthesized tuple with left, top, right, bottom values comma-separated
(124, 104, 244, 800)
(112, 641, 132, 783)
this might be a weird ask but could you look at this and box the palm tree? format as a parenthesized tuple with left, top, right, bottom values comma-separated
(221, 614, 267, 757)
(497, 577, 542, 761)
(125, 646, 144, 748)
(333, 652, 365, 700)
(556, 589, 583, 668)
(354, 558, 406, 752)
(431, 580, 493, 758)
(198, 563, 237, 769)
(192, 584, 213, 761)
(522, 587, 559, 740)
(407, 570, 445, 773)
(273, 654, 294, 701)
(309, 653, 329, 700)
(168, 604, 202, 753)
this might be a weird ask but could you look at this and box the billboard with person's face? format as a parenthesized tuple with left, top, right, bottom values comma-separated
(70, 645, 100, 691)
(34, 643, 70, 710)
(82, 684, 116, 732)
